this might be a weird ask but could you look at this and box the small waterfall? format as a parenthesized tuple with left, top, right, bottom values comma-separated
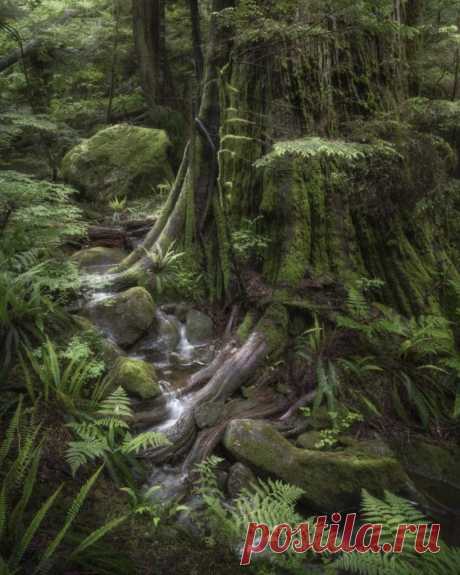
(156, 379, 187, 431)
(178, 323, 194, 362)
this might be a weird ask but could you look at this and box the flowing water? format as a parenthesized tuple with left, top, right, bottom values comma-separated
(81, 266, 215, 497)
(80, 266, 460, 539)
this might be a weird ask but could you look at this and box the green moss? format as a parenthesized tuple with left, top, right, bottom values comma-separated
(236, 311, 256, 343)
(224, 419, 409, 511)
(255, 303, 289, 352)
(61, 124, 173, 201)
(71, 247, 126, 269)
(109, 357, 160, 400)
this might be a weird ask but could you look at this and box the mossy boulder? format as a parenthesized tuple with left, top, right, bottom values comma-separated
(85, 287, 156, 348)
(109, 357, 160, 399)
(223, 419, 409, 511)
(61, 124, 173, 201)
(185, 310, 214, 344)
(71, 247, 126, 269)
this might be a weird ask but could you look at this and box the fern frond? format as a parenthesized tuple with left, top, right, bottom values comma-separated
(97, 387, 133, 420)
(0, 398, 22, 466)
(65, 440, 108, 476)
(120, 431, 170, 455)
(34, 467, 104, 573)
(10, 485, 63, 570)
(68, 515, 127, 561)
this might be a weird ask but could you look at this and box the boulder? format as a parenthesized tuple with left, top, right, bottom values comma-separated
(223, 419, 409, 511)
(71, 247, 126, 269)
(61, 124, 173, 201)
(156, 310, 181, 349)
(109, 357, 160, 400)
(185, 309, 213, 344)
(227, 463, 256, 499)
(85, 287, 156, 348)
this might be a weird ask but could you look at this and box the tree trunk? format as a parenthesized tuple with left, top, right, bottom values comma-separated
(188, 0, 204, 85)
(132, 0, 162, 108)
(113, 0, 235, 300)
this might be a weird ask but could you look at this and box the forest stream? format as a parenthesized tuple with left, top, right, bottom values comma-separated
(3, 1, 460, 574)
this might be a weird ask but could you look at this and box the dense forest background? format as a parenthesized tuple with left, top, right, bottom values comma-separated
(1, 1, 460, 574)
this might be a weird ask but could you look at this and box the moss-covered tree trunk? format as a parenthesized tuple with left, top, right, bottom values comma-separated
(117, 0, 236, 299)
(113, 0, 460, 467)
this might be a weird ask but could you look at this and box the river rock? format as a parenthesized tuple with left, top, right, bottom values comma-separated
(227, 463, 256, 499)
(61, 124, 173, 201)
(71, 247, 126, 269)
(194, 401, 225, 429)
(85, 287, 156, 348)
(156, 310, 181, 349)
(223, 419, 409, 511)
(108, 357, 160, 400)
(185, 309, 213, 344)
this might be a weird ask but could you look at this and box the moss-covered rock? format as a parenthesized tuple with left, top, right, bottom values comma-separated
(61, 124, 173, 201)
(84, 287, 156, 348)
(71, 247, 127, 269)
(223, 419, 409, 511)
(185, 310, 214, 344)
(109, 357, 160, 399)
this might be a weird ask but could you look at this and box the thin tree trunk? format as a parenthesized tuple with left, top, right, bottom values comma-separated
(106, 1, 121, 123)
(132, 0, 162, 108)
(188, 0, 204, 85)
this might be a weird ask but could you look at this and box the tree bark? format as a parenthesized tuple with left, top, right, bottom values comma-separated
(112, 0, 235, 297)
(132, 0, 162, 108)
(188, 0, 204, 85)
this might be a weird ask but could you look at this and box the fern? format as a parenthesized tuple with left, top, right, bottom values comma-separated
(336, 490, 460, 575)
(120, 431, 170, 455)
(0, 406, 124, 573)
(97, 387, 133, 419)
(255, 137, 398, 169)
(65, 388, 167, 484)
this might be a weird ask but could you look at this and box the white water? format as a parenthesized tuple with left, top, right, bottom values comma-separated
(156, 379, 188, 432)
(177, 324, 194, 362)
